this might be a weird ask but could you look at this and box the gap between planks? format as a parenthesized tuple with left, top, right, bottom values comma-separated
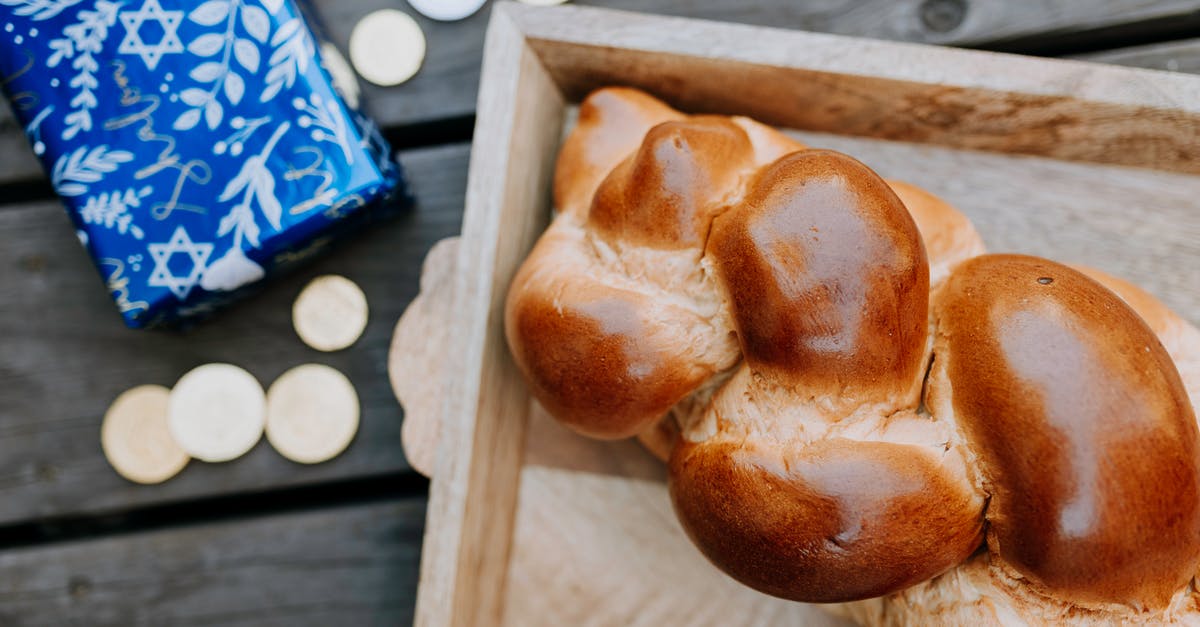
(0, 498, 427, 627)
(0, 143, 467, 529)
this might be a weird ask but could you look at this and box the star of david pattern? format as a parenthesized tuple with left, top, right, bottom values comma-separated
(0, 0, 405, 327)
(117, 0, 184, 71)
(147, 226, 213, 300)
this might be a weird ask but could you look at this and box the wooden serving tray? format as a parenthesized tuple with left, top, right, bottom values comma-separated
(389, 4, 1200, 625)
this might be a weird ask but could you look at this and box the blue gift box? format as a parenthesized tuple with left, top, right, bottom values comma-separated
(0, 0, 407, 328)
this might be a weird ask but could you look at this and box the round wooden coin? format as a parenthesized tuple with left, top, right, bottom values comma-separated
(407, 0, 487, 21)
(102, 385, 189, 484)
(266, 364, 360, 464)
(168, 364, 265, 463)
(293, 275, 370, 352)
(349, 9, 426, 87)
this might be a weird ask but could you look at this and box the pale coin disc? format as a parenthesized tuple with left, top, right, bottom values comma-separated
(349, 9, 426, 87)
(102, 385, 189, 484)
(407, 0, 487, 21)
(293, 275, 369, 352)
(266, 364, 361, 464)
(517, 0, 569, 6)
(168, 364, 265, 463)
(320, 42, 361, 109)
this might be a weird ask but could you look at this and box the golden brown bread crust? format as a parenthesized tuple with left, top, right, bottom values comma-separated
(506, 284, 713, 439)
(554, 87, 683, 218)
(590, 117, 756, 249)
(506, 87, 1200, 617)
(709, 150, 929, 398)
(1074, 265, 1200, 415)
(667, 148, 981, 604)
(833, 264, 1200, 625)
(507, 89, 805, 439)
(670, 436, 983, 603)
(886, 179, 985, 285)
(504, 214, 739, 439)
(932, 255, 1200, 609)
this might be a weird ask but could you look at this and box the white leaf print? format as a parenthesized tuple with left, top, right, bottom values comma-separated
(173, 108, 201, 131)
(0, 0, 84, 21)
(42, 1, 120, 140)
(219, 155, 257, 202)
(69, 72, 98, 93)
(63, 109, 90, 139)
(188, 0, 230, 26)
(187, 32, 225, 57)
(179, 88, 209, 107)
(78, 186, 151, 240)
(262, 64, 287, 99)
(217, 207, 239, 237)
(240, 4, 269, 43)
(214, 123, 289, 253)
(224, 71, 245, 105)
(47, 38, 73, 66)
(242, 207, 261, 247)
(293, 94, 355, 165)
(200, 247, 264, 292)
(253, 168, 281, 229)
(52, 145, 133, 196)
(270, 17, 299, 45)
(233, 38, 260, 73)
(204, 99, 223, 130)
(190, 61, 224, 83)
(261, 0, 283, 15)
(261, 17, 311, 103)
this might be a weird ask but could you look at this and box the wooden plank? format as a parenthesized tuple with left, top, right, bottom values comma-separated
(405, 7, 1200, 624)
(415, 8, 564, 626)
(0, 499, 424, 626)
(1076, 37, 1200, 72)
(518, 4, 1200, 175)
(0, 143, 466, 526)
(504, 464, 853, 627)
(5, 0, 1200, 186)
(314, 0, 1200, 136)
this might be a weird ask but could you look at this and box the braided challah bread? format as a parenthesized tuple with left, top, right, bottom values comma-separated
(504, 87, 1200, 624)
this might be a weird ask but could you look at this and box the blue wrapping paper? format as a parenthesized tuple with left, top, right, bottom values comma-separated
(0, 0, 406, 327)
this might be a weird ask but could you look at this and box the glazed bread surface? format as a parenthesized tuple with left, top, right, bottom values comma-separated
(503, 87, 1200, 624)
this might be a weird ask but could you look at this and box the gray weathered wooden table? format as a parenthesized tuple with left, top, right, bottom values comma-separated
(1, 1, 1198, 624)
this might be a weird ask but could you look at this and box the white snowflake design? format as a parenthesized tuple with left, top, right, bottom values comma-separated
(38, 0, 120, 140)
(79, 186, 151, 240)
(173, 0, 271, 131)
